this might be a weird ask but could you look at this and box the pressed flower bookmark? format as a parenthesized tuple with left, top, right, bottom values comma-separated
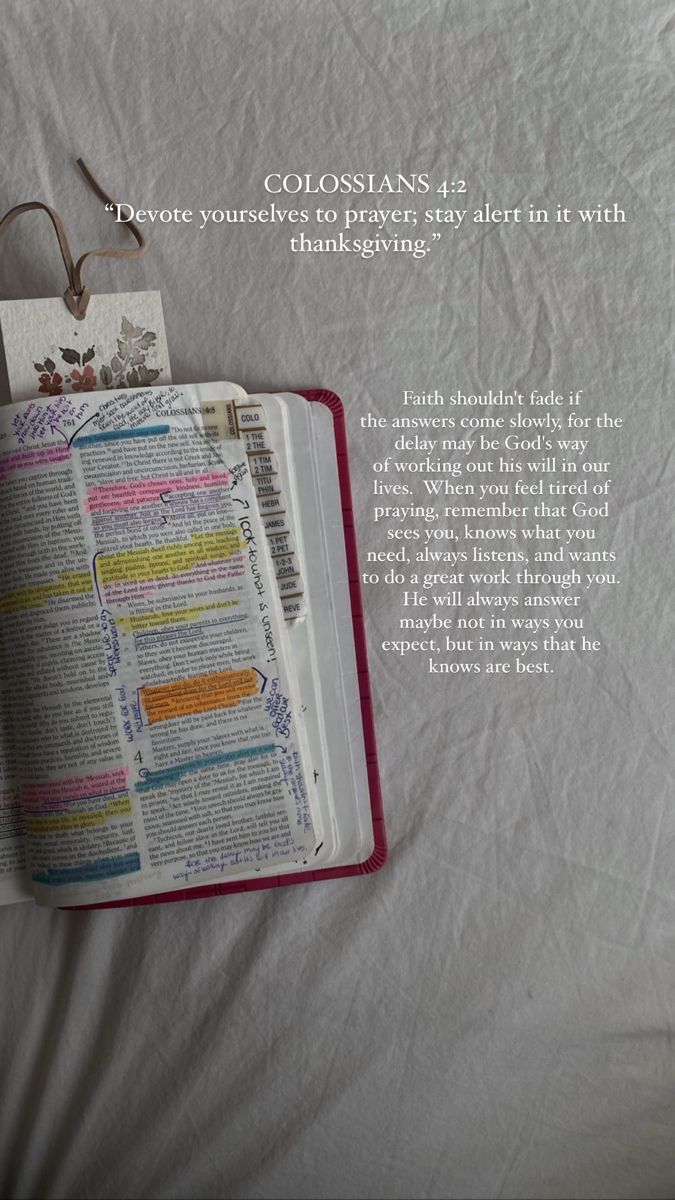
(0, 160, 171, 403)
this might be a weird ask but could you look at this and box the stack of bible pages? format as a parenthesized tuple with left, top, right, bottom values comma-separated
(0, 382, 385, 909)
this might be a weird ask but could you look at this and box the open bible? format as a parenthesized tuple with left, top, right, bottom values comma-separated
(0, 382, 384, 908)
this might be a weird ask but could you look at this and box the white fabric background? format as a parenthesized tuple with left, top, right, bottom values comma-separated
(1, 3, 674, 1197)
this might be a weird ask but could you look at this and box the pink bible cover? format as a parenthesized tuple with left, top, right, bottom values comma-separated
(73, 389, 386, 908)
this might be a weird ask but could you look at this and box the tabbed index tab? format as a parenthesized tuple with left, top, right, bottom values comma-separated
(200, 399, 239, 440)
(248, 452, 278, 477)
(234, 403, 266, 429)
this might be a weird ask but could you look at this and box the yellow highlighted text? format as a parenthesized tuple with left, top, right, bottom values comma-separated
(0, 572, 92, 613)
(97, 530, 244, 585)
(26, 794, 132, 835)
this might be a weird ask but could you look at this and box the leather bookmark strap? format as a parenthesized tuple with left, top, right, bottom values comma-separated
(0, 158, 145, 319)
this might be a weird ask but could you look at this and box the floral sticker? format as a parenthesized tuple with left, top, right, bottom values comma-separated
(33, 316, 163, 396)
(34, 358, 63, 396)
